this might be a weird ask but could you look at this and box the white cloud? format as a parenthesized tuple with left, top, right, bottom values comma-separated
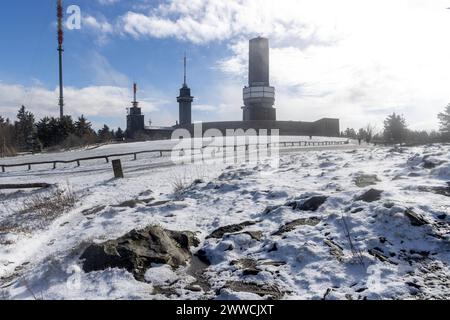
(0, 81, 172, 129)
(116, 0, 450, 130)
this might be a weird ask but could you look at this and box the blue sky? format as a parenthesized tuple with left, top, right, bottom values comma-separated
(1, 0, 450, 132)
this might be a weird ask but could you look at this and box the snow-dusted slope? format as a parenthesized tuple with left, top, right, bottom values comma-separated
(0, 143, 448, 300)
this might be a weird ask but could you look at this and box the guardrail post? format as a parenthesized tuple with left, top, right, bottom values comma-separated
(105, 157, 109, 163)
(160, 151, 163, 157)
(1, 166, 4, 173)
(77, 160, 80, 167)
(53, 162, 56, 170)
(134, 153, 137, 161)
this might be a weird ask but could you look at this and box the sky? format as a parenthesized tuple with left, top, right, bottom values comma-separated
(1, 0, 450, 132)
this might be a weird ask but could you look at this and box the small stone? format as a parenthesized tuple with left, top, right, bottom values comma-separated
(404, 209, 428, 226)
(288, 196, 328, 212)
(206, 221, 257, 239)
(354, 174, 381, 188)
(115, 199, 144, 208)
(82, 205, 106, 216)
(273, 218, 321, 236)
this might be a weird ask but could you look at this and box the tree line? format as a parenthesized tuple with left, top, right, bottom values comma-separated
(0, 106, 125, 157)
(340, 104, 450, 145)
(1, 103, 450, 157)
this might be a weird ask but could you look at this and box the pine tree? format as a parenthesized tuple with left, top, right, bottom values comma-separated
(75, 115, 94, 137)
(438, 103, 450, 140)
(383, 113, 408, 144)
(115, 127, 125, 140)
(36, 117, 53, 148)
(14, 105, 35, 151)
(98, 125, 113, 142)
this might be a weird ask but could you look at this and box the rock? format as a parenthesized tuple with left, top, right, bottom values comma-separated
(438, 214, 447, 220)
(354, 174, 381, 188)
(383, 202, 395, 209)
(287, 196, 328, 211)
(368, 248, 390, 263)
(408, 172, 421, 177)
(114, 199, 144, 208)
(206, 221, 257, 239)
(82, 205, 106, 216)
(222, 281, 283, 300)
(80, 225, 199, 281)
(324, 239, 344, 261)
(231, 258, 260, 276)
(355, 189, 383, 203)
(418, 185, 450, 197)
(404, 209, 428, 226)
(273, 218, 321, 236)
(234, 231, 263, 241)
(422, 157, 445, 169)
(146, 200, 171, 207)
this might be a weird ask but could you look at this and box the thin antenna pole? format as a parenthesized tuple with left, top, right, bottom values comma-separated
(183, 52, 187, 86)
(133, 83, 137, 103)
(57, 0, 64, 119)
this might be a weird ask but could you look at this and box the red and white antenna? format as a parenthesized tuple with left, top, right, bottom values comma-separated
(57, 0, 64, 47)
(57, 0, 64, 119)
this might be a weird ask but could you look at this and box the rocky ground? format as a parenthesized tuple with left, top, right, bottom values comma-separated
(0, 143, 449, 300)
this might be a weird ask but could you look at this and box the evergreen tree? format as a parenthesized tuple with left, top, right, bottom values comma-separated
(383, 113, 408, 144)
(14, 105, 35, 151)
(36, 117, 53, 148)
(98, 125, 113, 142)
(75, 115, 94, 137)
(438, 103, 450, 140)
(343, 128, 357, 139)
(115, 127, 125, 140)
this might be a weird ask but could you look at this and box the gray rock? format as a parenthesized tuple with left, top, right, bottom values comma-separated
(273, 218, 321, 236)
(355, 189, 383, 203)
(324, 239, 344, 261)
(287, 196, 328, 212)
(82, 205, 106, 216)
(231, 258, 260, 276)
(354, 174, 381, 188)
(80, 225, 199, 281)
(418, 185, 450, 197)
(404, 209, 428, 226)
(206, 221, 257, 239)
(114, 199, 145, 208)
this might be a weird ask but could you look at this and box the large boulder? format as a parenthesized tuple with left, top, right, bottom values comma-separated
(80, 225, 199, 281)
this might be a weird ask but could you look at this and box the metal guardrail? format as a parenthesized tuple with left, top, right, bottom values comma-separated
(0, 140, 347, 173)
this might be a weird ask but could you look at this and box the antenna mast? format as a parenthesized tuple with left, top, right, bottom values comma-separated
(57, 0, 64, 119)
(183, 52, 187, 87)
(132, 83, 138, 108)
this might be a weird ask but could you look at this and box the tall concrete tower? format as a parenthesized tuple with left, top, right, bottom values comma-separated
(242, 37, 276, 121)
(126, 83, 145, 138)
(177, 53, 193, 126)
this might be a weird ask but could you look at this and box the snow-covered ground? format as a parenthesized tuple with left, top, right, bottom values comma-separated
(0, 139, 449, 300)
